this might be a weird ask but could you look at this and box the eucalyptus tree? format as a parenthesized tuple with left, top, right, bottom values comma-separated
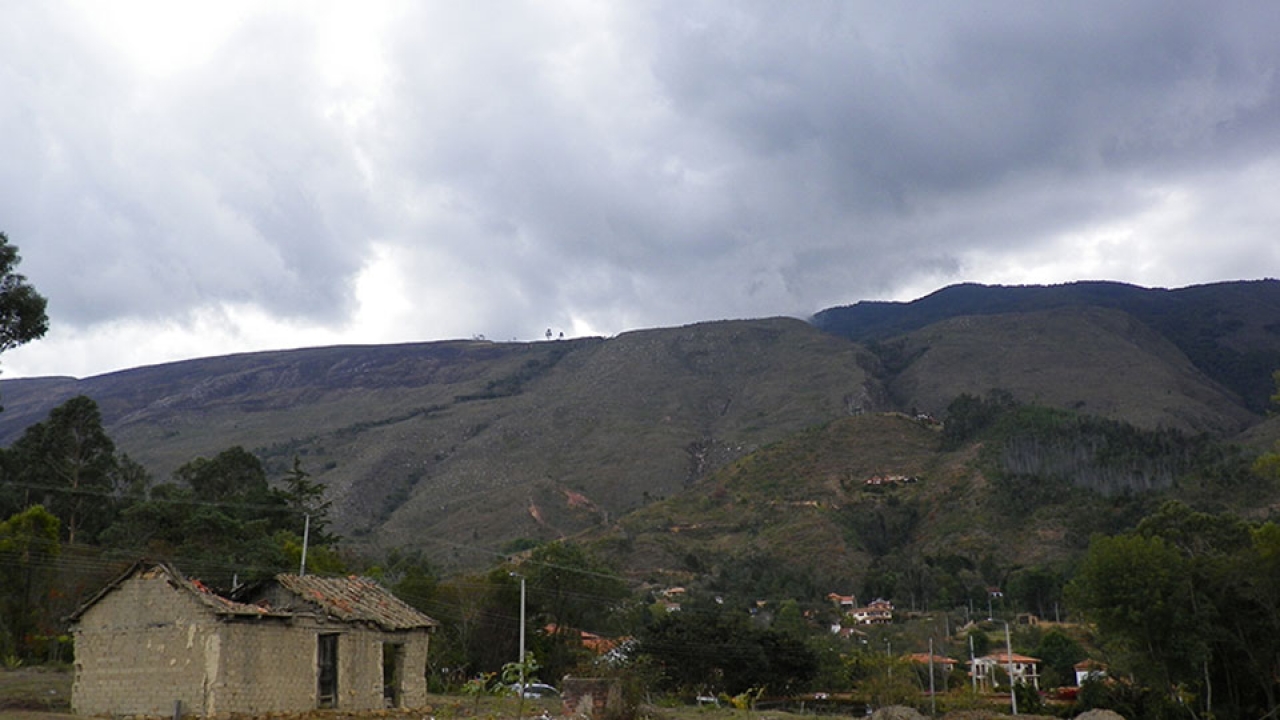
(8, 395, 119, 544)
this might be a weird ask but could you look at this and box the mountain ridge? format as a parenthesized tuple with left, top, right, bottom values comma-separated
(1, 280, 1276, 570)
(813, 278, 1280, 412)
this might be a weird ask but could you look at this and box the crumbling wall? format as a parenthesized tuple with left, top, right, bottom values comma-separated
(71, 571, 216, 717)
(561, 677, 627, 720)
(211, 621, 315, 714)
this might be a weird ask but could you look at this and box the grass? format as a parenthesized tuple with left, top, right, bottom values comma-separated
(0, 666, 1058, 720)
(0, 667, 72, 715)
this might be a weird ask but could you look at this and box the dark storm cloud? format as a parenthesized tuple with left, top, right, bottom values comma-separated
(2, 1, 1279, 377)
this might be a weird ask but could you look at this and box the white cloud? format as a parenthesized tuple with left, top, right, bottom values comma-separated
(3, 1, 1280, 378)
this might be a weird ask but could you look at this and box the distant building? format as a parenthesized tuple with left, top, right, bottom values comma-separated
(827, 592, 893, 625)
(852, 598, 894, 625)
(826, 592, 857, 611)
(971, 652, 1041, 691)
(908, 653, 958, 673)
(1074, 659, 1107, 686)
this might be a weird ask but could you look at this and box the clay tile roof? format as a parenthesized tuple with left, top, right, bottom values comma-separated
(908, 653, 958, 665)
(67, 560, 284, 623)
(978, 652, 1042, 664)
(274, 574, 439, 631)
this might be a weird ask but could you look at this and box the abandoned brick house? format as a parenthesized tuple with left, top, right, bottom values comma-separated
(68, 560, 439, 717)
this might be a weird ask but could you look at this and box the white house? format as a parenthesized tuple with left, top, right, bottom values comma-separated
(970, 651, 1041, 691)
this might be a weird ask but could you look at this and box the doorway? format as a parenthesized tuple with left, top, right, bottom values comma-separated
(383, 642, 405, 707)
(317, 634, 339, 708)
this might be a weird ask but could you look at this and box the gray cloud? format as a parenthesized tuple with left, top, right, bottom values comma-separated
(2, 1, 1279, 377)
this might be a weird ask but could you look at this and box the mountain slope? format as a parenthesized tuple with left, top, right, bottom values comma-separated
(880, 306, 1256, 434)
(812, 279, 1280, 412)
(0, 280, 1273, 572)
(596, 403, 1273, 603)
(0, 318, 879, 565)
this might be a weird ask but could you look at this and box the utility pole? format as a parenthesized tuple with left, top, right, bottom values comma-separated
(928, 637, 936, 717)
(1005, 621, 1018, 716)
(299, 514, 310, 576)
(511, 572, 527, 690)
(969, 634, 977, 693)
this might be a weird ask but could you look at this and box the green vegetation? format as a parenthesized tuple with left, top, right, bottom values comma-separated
(1067, 502, 1280, 718)
(2, 252, 1280, 718)
(635, 593, 818, 696)
(815, 279, 1280, 413)
(0, 232, 48, 365)
(0, 395, 345, 656)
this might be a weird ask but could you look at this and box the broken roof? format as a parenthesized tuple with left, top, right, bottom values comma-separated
(271, 573, 439, 631)
(68, 560, 439, 632)
(66, 560, 286, 623)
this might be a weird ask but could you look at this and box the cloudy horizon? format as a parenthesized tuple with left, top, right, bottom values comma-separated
(3, 1, 1279, 380)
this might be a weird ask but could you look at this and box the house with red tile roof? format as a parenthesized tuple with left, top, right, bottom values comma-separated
(68, 560, 438, 717)
(970, 651, 1042, 691)
(852, 598, 894, 625)
(908, 653, 959, 672)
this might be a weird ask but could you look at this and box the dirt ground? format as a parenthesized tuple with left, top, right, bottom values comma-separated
(0, 669, 1067, 720)
(0, 666, 70, 719)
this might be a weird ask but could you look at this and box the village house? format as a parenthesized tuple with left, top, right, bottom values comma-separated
(852, 598, 894, 625)
(826, 592, 893, 625)
(69, 560, 439, 718)
(826, 592, 856, 612)
(1074, 658, 1107, 686)
(908, 653, 959, 674)
(970, 651, 1042, 691)
(544, 623, 625, 655)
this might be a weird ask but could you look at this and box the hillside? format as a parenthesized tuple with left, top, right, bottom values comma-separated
(813, 279, 1280, 413)
(0, 318, 879, 566)
(598, 405, 1276, 606)
(877, 306, 1256, 434)
(0, 280, 1275, 572)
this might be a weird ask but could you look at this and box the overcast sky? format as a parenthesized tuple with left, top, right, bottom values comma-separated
(2, 1, 1279, 379)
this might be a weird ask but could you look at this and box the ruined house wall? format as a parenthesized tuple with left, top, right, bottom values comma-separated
(71, 572, 217, 717)
(72, 571, 435, 717)
(399, 631, 430, 708)
(208, 621, 316, 715)
(319, 627, 432, 711)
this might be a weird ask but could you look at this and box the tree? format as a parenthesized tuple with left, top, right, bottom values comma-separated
(8, 396, 119, 544)
(1034, 629, 1085, 688)
(522, 542, 629, 634)
(1067, 510, 1280, 719)
(1006, 565, 1065, 619)
(0, 506, 60, 660)
(519, 542, 630, 679)
(176, 446, 272, 504)
(0, 232, 48, 361)
(1066, 533, 1202, 693)
(634, 594, 818, 695)
(280, 456, 336, 545)
(100, 447, 293, 586)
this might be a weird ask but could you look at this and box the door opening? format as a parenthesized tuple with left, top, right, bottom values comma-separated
(317, 633, 339, 708)
(383, 642, 406, 707)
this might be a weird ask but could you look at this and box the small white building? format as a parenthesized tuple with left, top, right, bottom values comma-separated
(970, 651, 1041, 691)
(852, 598, 893, 625)
(1074, 659, 1107, 686)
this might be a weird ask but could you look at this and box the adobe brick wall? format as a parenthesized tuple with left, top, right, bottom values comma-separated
(327, 627, 430, 711)
(72, 571, 217, 717)
(212, 621, 315, 714)
(561, 677, 626, 720)
(72, 572, 433, 717)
